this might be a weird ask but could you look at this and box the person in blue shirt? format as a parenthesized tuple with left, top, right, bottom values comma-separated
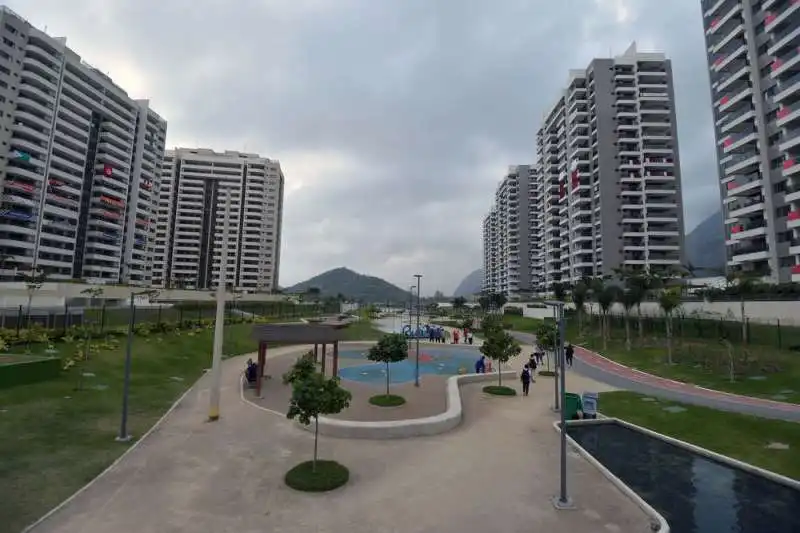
(474, 355, 486, 374)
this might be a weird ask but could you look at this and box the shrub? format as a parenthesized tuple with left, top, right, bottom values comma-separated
(284, 460, 349, 492)
(503, 306, 523, 316)
(482, 385, 516, 396)
(368, 394, 406, 407)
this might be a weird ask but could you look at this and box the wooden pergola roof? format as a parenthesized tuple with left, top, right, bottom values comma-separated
(250, 322, 348, 344)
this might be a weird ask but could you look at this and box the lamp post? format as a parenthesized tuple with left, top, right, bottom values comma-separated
(408, 286, 414, 328)
(413, 274, 422, 387)
(209, 191, 232, 422)
(117, 288, 159, 442)
(544, 300, 572, 509)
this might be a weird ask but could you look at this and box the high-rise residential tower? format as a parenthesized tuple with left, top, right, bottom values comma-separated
(152, 148, 284, 292)
(534, 42, 686, 289)
(482, 165, 536, 298)
(0, 7, 167, 285)
(701, 0, 800, 282)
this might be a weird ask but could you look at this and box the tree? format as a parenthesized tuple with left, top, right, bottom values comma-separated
(596, 285, 617, 350)
(452, 296, 467, 312)
(619, 287, 642, 352)
(552, 282, 566, 302)
(79, 287, 104, 361)
(480, 328, 521, 386)
(490, 292, 507, 311)
(725, 268, 768, 345)
(535, 321, 558, 372)
(23, 268, 47, 353)
(461, 317, 474, 331)
(658, 287, 682, 365)
(286, 371, 352, 473)
(366, 333, 409, 396)
(283, 351, 317, 385)
(480, 313, 503, 337)
(571, 281, 589, 334)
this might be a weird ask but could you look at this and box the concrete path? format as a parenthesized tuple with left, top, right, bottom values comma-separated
(28, 346, 654, 533)
(511, 331, 800, 422)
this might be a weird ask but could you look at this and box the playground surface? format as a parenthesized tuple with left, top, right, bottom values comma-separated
(28, 346, 652, 533)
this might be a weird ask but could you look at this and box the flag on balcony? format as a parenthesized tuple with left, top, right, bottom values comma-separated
(570, 160, 580, 190)
(778, 106, 790, 119)
(772, 58, 784, 71)
(789, 211, 800, 221)
(103, 164, 113, 177)
(719, 95, 729, 105)
(783, 158, 796, 170)
(727, 181, 737, 190)
(710, 18, 719, 27)
(765, 12, 776, 25)
(723, 136, 732, 148)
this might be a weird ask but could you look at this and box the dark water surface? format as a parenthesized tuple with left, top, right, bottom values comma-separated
(568, 422, 800, 533)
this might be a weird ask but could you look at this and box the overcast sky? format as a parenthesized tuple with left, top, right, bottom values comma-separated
(13, 0, 719, 295)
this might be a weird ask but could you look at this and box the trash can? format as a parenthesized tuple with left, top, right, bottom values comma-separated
(564, 392, 583, 420)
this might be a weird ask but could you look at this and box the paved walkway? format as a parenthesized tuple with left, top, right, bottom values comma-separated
(511, 331, 800, 422)
(28, 345, 654, 533)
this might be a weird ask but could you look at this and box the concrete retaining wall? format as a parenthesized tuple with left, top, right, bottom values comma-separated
(300, 370, 518, 439)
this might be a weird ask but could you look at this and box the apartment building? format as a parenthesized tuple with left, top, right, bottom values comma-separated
(152, 148, 283, 292)
(534, 42, 686, 289)
(701, 0, 800, 282)
(0, 7, 167, 285)
(481, 165, 535, 298)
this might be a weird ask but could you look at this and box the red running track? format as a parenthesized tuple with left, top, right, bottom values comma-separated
(575, 345, 800, 415)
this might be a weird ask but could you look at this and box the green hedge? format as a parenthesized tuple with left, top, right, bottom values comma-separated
(0, 357, 61, 389)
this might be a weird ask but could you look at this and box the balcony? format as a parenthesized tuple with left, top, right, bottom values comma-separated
(788, 209, 800, 229)
(723, 152, 760, 175)
(721, 129, 757, 152)
(711, 42, 747, 72)
(770, 48, 800, 78)
(717, 86, 752, 112)
(783, 156, 800, 176)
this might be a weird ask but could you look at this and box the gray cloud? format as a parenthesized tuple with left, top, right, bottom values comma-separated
(13, 0, 720, 293)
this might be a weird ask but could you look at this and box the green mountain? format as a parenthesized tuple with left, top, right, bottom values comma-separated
(285, 267, 412, 303)
(453, 268, 483, 297)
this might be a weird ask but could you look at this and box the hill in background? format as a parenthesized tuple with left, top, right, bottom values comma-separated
(453, 268, 483, 297)
(686, 209, 726, 276)
(285, 267, 412, 303)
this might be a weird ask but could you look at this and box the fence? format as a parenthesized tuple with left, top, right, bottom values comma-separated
(582, 309, 800, 351)
(0, 300, 339, 343)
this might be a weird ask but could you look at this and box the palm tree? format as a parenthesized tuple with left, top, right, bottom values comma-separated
(619, 287, 642, 352)
(596, 285, 617, 350)
(658, 287, 682, 365)
(725, 268, 768, 344)
(571, 281, 589, 334)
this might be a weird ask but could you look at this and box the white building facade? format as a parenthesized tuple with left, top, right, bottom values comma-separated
(534, 43, 686, 289)
(152, 148, 283, 292)
(0, 7, 167, 286)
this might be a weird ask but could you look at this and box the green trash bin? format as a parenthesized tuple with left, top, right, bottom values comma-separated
(564, 392, 583, 420)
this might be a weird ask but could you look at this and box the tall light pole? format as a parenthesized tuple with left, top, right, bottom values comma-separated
(117, 288, 159, 442)
(413, 274, 422, 387)
(408, 285, 414, 328)
(209, 191, 232, 422)
(544, 300, 572, 509)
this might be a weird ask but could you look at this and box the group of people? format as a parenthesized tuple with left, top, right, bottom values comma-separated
(473, 355, 493, 374)
(452, 327, 474, 345)
(520, 343, 574, 397)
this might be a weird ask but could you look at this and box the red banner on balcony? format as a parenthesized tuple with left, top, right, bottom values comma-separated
(100, 210, 121, 220)
(103, 164, 113, 177)
(723, 136, 732, 147)
(719, 95, 729, 105)
(765, 12, 776, 24)
(100, 195, 124, 208)
(136, 218, 148, 227)
(789, 211, 800, 221)
(731, 225, 743, 233)
(726, 181, 737, 190)
(792, 264, 800, 274)
(6, 181, 35, 193)
(570, 160, 579, 190)
(47, 179, 64, 187)
(778, 106, 790, 119)
(710, 18, 719, 27)
(783, 158, 796, 170)
(772, 58, 784, 71)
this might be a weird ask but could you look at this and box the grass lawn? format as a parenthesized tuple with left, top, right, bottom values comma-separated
(575, 325, 800, 404)
(338, 320, 385, 341)
(0, 321, 268, 533)
(599, 391, 800, 480)
(501, 315, 544, 333)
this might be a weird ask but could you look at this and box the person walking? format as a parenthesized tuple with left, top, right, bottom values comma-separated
(528, 353, 537, 382)
(521, 364, 531, 396)
(565, 343, 574, 368)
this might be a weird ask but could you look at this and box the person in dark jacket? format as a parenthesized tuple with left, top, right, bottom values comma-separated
(521, 364, 531, 396)
(475, 355, 486, 374)
(565, 344, 574, 368)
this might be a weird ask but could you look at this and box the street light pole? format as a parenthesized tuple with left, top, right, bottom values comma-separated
(408, 286, 414, 328)
(116, 292, 136, 442)
(414, 274, 422, 387)
(552, 305, 560, 411)
(209, 192, 232, 421)
(544, 300, 572, 509)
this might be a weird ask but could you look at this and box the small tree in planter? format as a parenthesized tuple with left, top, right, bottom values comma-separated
(535, 321, 558, 376)
(366, 333, 409, 406)
(480, 328, 521, 396)
(285, 366, 352, 492)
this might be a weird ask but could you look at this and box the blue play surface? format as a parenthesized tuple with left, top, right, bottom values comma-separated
(337, 347, 479, 385)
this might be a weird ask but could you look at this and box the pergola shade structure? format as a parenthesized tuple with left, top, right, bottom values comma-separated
(250, 322, 348, 396)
